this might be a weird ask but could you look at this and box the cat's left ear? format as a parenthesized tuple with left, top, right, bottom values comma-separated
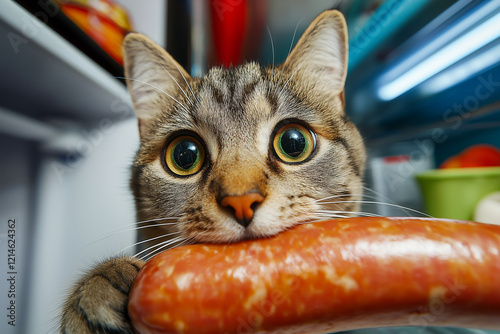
(123, 33, 192, 137)
(284, 10, 348, 98)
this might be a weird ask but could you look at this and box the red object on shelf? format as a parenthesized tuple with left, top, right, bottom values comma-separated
(56, 0, 132, 65)
(210, 0, 248, 67)
(440, 144, 500, 169)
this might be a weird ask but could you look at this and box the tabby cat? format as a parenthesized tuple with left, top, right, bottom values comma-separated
(60, 10, 365, 333)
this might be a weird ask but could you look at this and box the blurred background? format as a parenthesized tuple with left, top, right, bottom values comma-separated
(1, 0, 500, 333)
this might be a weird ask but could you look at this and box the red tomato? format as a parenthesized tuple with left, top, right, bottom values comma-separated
(440, 144, 500, 169)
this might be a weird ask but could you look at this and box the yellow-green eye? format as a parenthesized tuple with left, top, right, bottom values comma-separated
(165, 136, 205, 176)
(273, 124, 316, 163)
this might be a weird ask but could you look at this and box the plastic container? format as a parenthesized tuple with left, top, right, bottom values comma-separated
(416, 167, 500, 220)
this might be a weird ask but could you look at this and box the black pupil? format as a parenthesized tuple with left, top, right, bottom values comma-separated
(173, 140, 199, 170)
(280, 128, 306, 158)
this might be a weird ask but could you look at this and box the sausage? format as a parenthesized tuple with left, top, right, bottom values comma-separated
(128, 217, 500, 334)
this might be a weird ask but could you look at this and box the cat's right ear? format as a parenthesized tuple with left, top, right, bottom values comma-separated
(282, 10, 348, 101)
(123, 33, 192, 137)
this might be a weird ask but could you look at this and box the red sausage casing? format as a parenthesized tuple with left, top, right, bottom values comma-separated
(128, 217, 500, 334)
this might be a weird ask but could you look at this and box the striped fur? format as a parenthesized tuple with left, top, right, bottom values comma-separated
(60, 10, 365, 333)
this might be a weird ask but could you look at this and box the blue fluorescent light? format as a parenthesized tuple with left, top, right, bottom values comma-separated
(379, 1, 498, 81)
(377, 10, 500, 101)
(421, 42, 500, 95)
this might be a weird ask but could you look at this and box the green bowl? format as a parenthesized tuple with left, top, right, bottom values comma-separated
(416, 167, 500, 220)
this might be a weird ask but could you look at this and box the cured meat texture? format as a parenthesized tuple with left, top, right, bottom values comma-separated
(129, 217, 500, 334)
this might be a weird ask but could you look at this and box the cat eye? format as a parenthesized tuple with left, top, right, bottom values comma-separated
(164, 135, 205, 176)
(273, 123, 316, 163)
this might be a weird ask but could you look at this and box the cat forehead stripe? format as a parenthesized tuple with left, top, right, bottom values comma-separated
(203, 63, 263, 104)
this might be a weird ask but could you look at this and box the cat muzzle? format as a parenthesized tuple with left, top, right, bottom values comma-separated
(220, 192, 265, 228)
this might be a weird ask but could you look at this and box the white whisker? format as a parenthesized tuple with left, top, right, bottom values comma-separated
(117, 76, 191, 113)
(266, 25, 275, 96)
(124, 222, 179, 234)
(135, 236, 184, 260)
(87, 222, 177, 249)
(362, 186, 401, 207)
(101, 217, 179, 234)
(169, 58, 200, 104)
(115, 231, 182, 256)
(316, 210, 382, 217)
(136, 217, 180, 225)
(318, 200, 431, 217)
(315, 213, 350, 219)
(84, 217, 180, 249)
(275, 19, 303, 94)
(314, 192, 388, 204)
(314, 193, 363, 203)
(139, 236, 192, 261)
(278, 41, 319, 98)
(160, 64, 193, 105)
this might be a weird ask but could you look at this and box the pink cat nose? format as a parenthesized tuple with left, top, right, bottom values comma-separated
(220, 192, 264, 228)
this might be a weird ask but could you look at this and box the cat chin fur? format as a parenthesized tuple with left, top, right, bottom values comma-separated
(180, 205, 320, 244)
(176, 185, 334, 244)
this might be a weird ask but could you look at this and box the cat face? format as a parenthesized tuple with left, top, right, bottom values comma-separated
(124, 10, 365, 247)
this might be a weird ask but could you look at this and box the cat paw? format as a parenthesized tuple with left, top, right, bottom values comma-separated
(60, 256, 145, 334)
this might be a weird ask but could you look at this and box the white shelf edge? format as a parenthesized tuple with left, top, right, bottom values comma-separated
(0, 0, 130, 102)
(0, 106, 59, 141)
